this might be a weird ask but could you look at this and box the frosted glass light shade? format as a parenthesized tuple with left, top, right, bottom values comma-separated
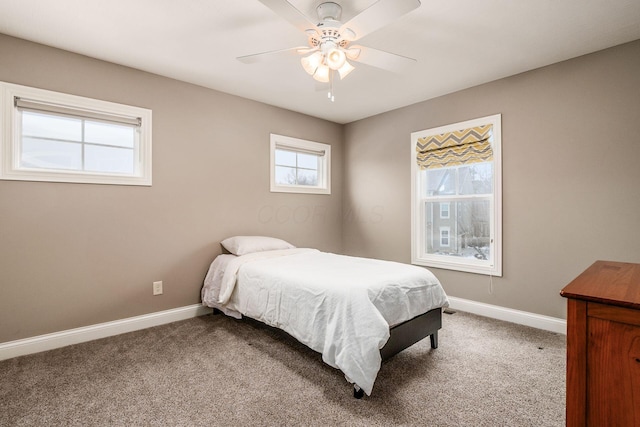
(326, 48, 346, 70)
(337, 61, 355, 79)
(301, 51, 323, 75)
(313, 65, 330, 82)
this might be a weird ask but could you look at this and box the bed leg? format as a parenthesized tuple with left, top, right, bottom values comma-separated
(353, 385, 364, 399)
(430, 331, 438, 349)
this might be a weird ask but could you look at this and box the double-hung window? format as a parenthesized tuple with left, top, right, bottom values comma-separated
(1, 81, 152, 186)
(411, 114, 502, 276)
(270, 134, 331, 194)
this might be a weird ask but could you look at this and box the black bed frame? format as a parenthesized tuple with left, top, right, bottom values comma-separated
(213, 306, 443, 398)
(352, 307, 442, 398)
(381, 307, 441, 360)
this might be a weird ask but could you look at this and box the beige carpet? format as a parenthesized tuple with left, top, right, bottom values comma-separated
(0, 310, 565, 426)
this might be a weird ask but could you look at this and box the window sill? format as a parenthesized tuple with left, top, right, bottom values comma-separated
(412, 256, 502, 277)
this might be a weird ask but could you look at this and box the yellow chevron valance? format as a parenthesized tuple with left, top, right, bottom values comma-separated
(416, 124, 493, 170)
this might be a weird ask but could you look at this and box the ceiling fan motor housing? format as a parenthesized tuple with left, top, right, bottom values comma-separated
(316, 2, 342, 23)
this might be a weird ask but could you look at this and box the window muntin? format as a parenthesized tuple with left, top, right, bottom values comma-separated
(1, 81, 152, 186)
(270, 134, 330, 194)
(411, 114, 502, 276)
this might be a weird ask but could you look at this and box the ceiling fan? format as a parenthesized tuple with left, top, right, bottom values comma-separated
(238, 0, 421, 101)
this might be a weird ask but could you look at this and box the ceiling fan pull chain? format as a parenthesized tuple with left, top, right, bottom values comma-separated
(329, 70, 335, 102)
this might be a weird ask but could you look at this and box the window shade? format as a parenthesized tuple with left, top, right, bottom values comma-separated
(15, 97, 142, 127)
(275, 143, 325, 157)
(416, 124, 493, 170)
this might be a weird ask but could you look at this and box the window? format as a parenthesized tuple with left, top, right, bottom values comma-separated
(440, 227, 450, 247)
(1, 81, 152, 185)
(270, 134, 331, 194)
(411, 114, 502, 276)
(440, 202, 450, 219)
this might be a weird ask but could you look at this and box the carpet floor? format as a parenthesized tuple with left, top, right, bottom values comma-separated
(0, 310, 566, 426)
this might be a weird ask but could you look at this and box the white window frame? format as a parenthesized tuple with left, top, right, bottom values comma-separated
(270, 133, 331, 195)
(411, 114, 502, 276)
(0, 81, 152, 186)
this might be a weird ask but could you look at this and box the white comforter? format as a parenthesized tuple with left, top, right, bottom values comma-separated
(201, 249, 449, 396)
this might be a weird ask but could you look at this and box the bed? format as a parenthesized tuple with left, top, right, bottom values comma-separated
(201, 236, 449, 398)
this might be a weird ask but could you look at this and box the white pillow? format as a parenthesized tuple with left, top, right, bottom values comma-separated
(221, 236, 295, 256)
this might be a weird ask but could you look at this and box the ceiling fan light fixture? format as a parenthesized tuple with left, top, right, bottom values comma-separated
(326, 48, 346, 70)
(313, 64, 330, 83)
(337, 60, 355, 79)
(301, 51, 323, 75)
(240, 0, 422, 96)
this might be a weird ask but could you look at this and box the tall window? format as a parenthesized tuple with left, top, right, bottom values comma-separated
(1, 81, 152, 186)
(411, 114, 502, 276)
(270, 134, 331, 194)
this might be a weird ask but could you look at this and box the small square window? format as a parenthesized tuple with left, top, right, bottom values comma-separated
(270, 134, 330, 194)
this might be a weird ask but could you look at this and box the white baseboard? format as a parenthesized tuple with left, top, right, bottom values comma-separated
(0, 299, 564, 361)
(447, 296, 566, 334)
(0, 304, 212, 361)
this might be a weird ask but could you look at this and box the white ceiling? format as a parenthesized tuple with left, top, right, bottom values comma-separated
(1, 0, 639, 124)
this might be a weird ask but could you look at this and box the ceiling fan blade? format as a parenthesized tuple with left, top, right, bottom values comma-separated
(340, 0, 421, 41)
(350, 45, 417, 73)
(258, 0, 318, 34)
(237, 46, 311, 64)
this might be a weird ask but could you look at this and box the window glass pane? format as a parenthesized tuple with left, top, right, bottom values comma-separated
(22, 111, 82, 142)
(21, 137, 82, 170)
(297, 152, 319, 170)
(425, 200, 490, 259)
(85, 145, 134, 174)
(425, 168, 455, 196)
(275, 166, 297, 185)
(296, 168, 318, 186)
(458, 163, 493, 195)
(275, 149, 296, 167)
(84, 121, 135, 148)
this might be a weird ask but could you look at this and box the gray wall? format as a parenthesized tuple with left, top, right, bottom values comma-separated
(343, 39, 640, 319)
(2, 32, 639, 344)
(0, 34, 344, 343)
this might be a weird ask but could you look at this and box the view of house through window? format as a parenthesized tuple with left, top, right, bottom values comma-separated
(424, 163, 492, 259)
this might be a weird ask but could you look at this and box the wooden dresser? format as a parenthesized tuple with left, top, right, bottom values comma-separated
(560, 261, 640, 427)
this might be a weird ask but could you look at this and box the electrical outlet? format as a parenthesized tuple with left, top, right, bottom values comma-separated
(153, 281, 163, 296)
